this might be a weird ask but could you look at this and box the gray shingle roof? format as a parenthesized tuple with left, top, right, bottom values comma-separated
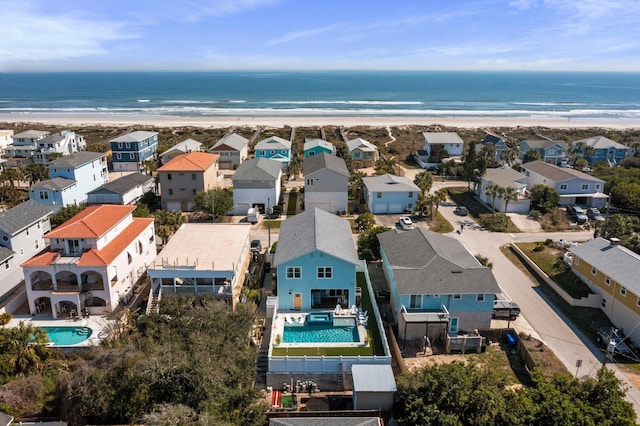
(211, 133, 249, 151)
(346, 138, 377, 152)
(0, 200, 53, 235)
(47, 151, 104, 169)
(254, 136, 291, 150)
(0, 246, 14, 263)
(160, 139, 203, 157)
(422, 132, 464, 145)
(521, 160, 604, 183)
(87, 173, 153, 195)
(232, 158, 282, 182)
(351, 364, 396, 392)
(303, 153, 349, 177)
(521, 139, 568, 150)
(573, 136, 627, 150)
(13, 130, 49, 139)
(274, 208, 359, 266)
(38, 133, 66, 144)
(304, 139, 334, 152)
(377, 228, 500, 295)
(31, 177, 76, 191)
(483, 167, 528, 189)
(110, 130, 158, 143)
(362, 174, 420, 193)
(570, 238, 640, 293)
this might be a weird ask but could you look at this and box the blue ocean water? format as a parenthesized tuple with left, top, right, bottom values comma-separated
(0, 71, 639, 119)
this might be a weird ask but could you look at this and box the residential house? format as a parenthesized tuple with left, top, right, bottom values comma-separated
(209, 133, 249, 169)
(0, 130, 14, 156)
(572, 136, 631, 166)
(157, 152, 221, 211)
(87, 172, 155, 205)
(303, 138, 335, 158)
(28, 152, 109, 211)
(147, 223, 251, 310)
(377, 228, 500, 341)
(303, 153, 349, 214)
(159, 139, 204, 164)
(110, 130, 159, 172)
(518, 139, 568, 165)
(476, 167, 530, 213)
(476, 132, 509, 162)
(415, 132, 464, 169)
(275, 208, 360, 311)
(5, 130, 49, 164)
(22, 205, 156, 318)
(254, 136, 292, 170)
(362, 173, 420, 214)
(569, 238, 640, 346)
(520, 160, 607, 208)
(33, 131, 86, 164)
(231, 158, 282, 215)
(346, 138, 379, 167)
(0, 200, 53, 311)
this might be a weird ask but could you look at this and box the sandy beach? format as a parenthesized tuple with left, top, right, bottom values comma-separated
(1, 113, 640, 130)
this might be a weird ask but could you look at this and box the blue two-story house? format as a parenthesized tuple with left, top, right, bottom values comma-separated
(303, 138, 335, 158)
(377, 228, 500, 342)
(254, 136, 292, 170)
(572, 136, 631, 166)
(362, 173, 420, 214)
(110, 131, 159, 172)
(274, 208, 360, 311)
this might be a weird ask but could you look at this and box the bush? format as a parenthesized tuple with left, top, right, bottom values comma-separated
(533, 243, 545, 252)
(544, 238, 553, 246)
(529, 209, 542, 220)
(477, 213, 508, 232)
(0, 313, 11, 326)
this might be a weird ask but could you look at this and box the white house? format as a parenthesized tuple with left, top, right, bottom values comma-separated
(362, 174, 420, 214)
(87, 173, 155, 205)
(147, 223, 252, 311)
(209, 133, 249, 170)
(0, 130, 14, 156)
(28, 152, 109, 211)
(303, 153, 349, 214)
(22, 205, 156, 318)
(423, 132, 464, 157)
(0, 200, 53, 312)
(520, 160, 608, 208)
(476, 167, 530, 213)
(346, 138, 379, 167)
(5, 130, 49, 163)
(231, 158, 282, 215)
(33, 131, 86, 164)
(159, 139, 204, 164)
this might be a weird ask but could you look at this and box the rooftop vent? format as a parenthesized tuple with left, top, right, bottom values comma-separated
(610, 238, 620, 246)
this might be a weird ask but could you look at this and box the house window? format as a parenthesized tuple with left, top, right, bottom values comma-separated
(453, 294, 461, 300)
(477, 294, 485, 302)
(377, 192, 382, 198)
(129, 153, 135, 159)
(191, 173, 196, 181)
(410, 295, 422, 309)
(4, 261, 8, 270)
(581, 184, 589, 190)
(125, 142, 130, 148)
(637, 297, 640, 308)
(68, 239, 81, 255)
(317, 267, 333, 279)
(128, 252, 132, 264)
(167, 173, 172, 180)
(286, 266, 301, 279)
(605, 276, 611, 286)
(408, 192, 414, 198)
(20, 248, 24, 255)
(118, 142, 123, 148)
(559, 184, 568, 190)
(591, 267, 597, 276)
(596, 184, 601, 190)
(26, 228, 29, 236)
(192, 189, 197, 195)
(35, 240, 39, 249)
(116, 153, 122, 159)
(602, 298, 607, 308)
(39, 191, 49, 200)
(574, 257, 580, 265)
(449, 317, 459, 333)
(620, 287, 627, 297)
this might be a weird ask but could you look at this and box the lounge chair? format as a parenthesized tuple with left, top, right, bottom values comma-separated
(335, 304, 344, 315)
(350, 305, 358, 315)
(285, 314, 293, 324)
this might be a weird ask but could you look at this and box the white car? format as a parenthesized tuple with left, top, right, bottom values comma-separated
(399, 216, 415, 230)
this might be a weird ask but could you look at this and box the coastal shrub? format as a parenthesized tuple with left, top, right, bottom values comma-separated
(477, 213, 508, 232)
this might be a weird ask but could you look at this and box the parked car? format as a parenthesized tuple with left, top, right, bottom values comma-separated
(587, 207, 605, 221)
(399, 216, 415, 230)
(566, 204, 577, 215)
(572, 206, 589, 224)
(454, 206, 468, 216)
(250, 239, 263, 253)
(492, 298, 520, 320)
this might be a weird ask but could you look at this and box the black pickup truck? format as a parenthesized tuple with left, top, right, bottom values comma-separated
(492, 299, 521, 320)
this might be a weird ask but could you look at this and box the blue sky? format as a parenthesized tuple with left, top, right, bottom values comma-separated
(1, 0, 639, 72)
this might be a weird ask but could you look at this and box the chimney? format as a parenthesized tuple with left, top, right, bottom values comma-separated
(609, 238, 620, 246)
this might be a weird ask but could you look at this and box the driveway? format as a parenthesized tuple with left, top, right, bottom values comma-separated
(507, 213, 543, 232)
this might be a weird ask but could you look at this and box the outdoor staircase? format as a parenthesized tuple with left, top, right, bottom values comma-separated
(147, 286, 161, 315)
(255, 347, 269, 386)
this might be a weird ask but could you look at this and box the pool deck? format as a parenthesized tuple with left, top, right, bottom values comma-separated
(6, 314, 113, 348)
(272, 310, 369, 349)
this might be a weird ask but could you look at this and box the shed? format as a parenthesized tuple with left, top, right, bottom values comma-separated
(351, 364, 396, 410)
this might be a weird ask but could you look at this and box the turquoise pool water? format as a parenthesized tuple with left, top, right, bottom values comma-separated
(283, 320, 358, 343)
(42, 326, 92, 346)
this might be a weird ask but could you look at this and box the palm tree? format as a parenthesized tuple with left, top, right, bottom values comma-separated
(0, 167, 24, 187)
(501, 146, 519, 166)
(425, 193, 439, 218)
(498, 186, 519, 214)
(22, 163, 49, 186)
(432, 188, 447, 216)
(6, 321, 50, 373)
(413, 171, 434, 195)
(415, 192, 430, 217)
(485, 184, 500, 214)
(349, 171, 366, 202)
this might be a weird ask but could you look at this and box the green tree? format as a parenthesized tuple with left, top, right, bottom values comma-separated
(357, 226, 391, 261)
(610, 182, 640, 211)
(0, 322, 51, 373)
(530, 184, 560, 214)
(50, 204, 87, 228)
(523, 149, 541, 163)
(349, 171, 366, 202)
(193, 188, 233, 220)
(429, 145, 449, 163)
(485, 183, 500, 214)
(132, 203, 151, 218)
(414, 192, 430, 217)
(432, 188, 447, 216)
(462, 141, 486, 192)
(355, 212, 375, 231)
(0, 167, 24, 187)
(501, 146, 519, 166)
(413, 171, 434, 195)
(498, 186, 519, 214)
(85, 143, 111, 153)
(22, 163, 49, 186)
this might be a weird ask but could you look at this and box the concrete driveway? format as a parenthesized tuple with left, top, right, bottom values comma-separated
(507, 213, 543, 232)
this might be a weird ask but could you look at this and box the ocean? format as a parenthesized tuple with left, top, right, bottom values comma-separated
(0, 71, 639, 120)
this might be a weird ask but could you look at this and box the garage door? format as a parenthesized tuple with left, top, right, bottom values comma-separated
(307, 202, 332, 212)
(166, 201, 181, 211)
(374, 203, 387, 214)
(388, 204, 403, 214)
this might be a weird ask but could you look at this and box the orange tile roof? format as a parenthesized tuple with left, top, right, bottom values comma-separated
(46, 205, 136, 239)
(22, 218, 154, 268)
(158, 152, 219, 172)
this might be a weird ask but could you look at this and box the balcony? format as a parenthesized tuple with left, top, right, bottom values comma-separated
(32, 279, 53, 291)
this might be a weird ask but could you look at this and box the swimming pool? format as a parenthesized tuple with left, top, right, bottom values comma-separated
(283, 321, 358, 343)
(42, 326, 93, 346)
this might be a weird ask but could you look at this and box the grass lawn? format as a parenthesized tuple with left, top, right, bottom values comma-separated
(286, 192, 298, 216)
(262, 220, 282, 230)
(429, 210, 454, 233)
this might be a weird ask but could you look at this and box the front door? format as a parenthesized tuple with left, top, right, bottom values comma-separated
(449, 317, 458, 334)
(293, 293, 302, 310)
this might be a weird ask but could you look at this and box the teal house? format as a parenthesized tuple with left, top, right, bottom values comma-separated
(274, 208, 360, 311)
(254, 136, 292, 169)
(303, 138, 335, 158)
(377, 228, 500, 341)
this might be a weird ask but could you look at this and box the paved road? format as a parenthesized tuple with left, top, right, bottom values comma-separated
(436, 202, 640, 416)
